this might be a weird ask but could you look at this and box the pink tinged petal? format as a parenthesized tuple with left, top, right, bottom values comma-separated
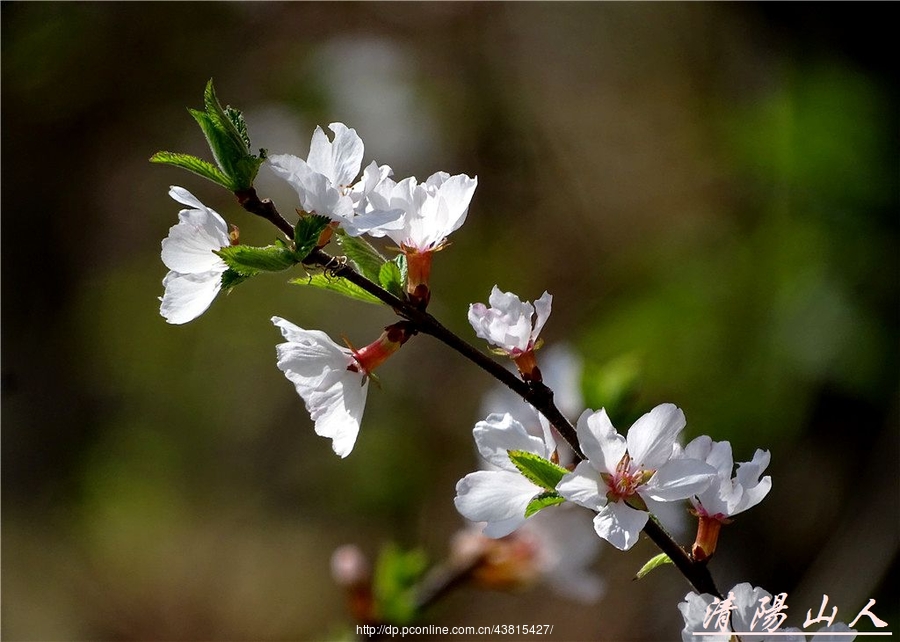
(453, 470, 538, 537)
(556, 461, 607, 511)
(577, 408, 626, 475)
(641, 458, 717, 502)
(626, 403, 686, 470)
(593, 501, 648, 551)
(473, 413, 550, 470)
(159, 270, 223, 324)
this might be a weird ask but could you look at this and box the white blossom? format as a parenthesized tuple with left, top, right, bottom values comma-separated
(556, 404, 716, 550)
(454, 413, 557, 538)
(681, 436, 772, 520)
(363, 170, 477, 251)
(272, 317, 368, 458)
(268, 123, 403, 236)
(468, 286, 552, 355)
(159, 186, 230, 325)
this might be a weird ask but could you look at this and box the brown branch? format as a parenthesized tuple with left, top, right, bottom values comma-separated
(236, 188, 720, 600)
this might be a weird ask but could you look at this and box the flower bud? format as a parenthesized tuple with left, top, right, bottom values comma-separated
(403, 246, 433, 308)
(331, 545, 376, 624)
(349, 321, 415, 375)
(690, 512, 730, 562)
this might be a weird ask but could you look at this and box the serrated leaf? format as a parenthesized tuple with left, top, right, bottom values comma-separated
(373, 543, 428, 626)
(378, 260, 404, 298)
(216, 244, 297, 275)
(524, 491, 566, 518)
(336, 232, 386, 282)
(507, 450, 569, 491)
(190, 108, 244, 189)
(224, 105, 251, 149)
(634, 552, 674, 580)
(221, 268, 253, 292)
(149, 151, 232, 188)
(294, 215, 331, 260)
(290, 274, 381, 305)
(394, 253, 407, 285)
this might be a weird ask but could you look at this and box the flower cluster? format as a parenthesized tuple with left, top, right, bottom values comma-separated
(154, 92, 794, 639)
(159, 121, 476, 455)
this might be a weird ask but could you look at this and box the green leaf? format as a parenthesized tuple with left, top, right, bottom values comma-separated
(634, 552, 674, 580)
(336, 231, 387, 282)
(149, 151, 231, 188)
(216, 244, 297, 275)
(202, 81, 249, 172)
(372, 543, 428, 626)
(507, 450, 569, 491)
(220, 268, 253, 292)
(378, 260, 404, 298)
(224, 105, 251, 149)
(152, 81, 263, 190)
(524, 491, 566, 518)
(294, 215, 332, 260)
(290, 273, 381, 305)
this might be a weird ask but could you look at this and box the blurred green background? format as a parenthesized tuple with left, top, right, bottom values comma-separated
(2, 3, 897, 640)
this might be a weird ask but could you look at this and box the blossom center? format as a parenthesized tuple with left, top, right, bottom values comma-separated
(602, 453, 655, 503)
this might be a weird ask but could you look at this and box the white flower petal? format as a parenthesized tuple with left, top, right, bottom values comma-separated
(593, 501, 648, 550)
(626, 403, 686, 470)
(735, 449, 771, 488)
(641, 458, 716, 502)
(531, 291, 553, 340)
(731, 475, 772, 515)
(302, 123, 364, 188)
(577, 408, 626, 475)
(454, 470, 538, 537)
(159, 270, 223, 325)
(434, 172, 477, 236)
(473, 413, 550, 470)
(556, 461, 607, 510)
(364, 172, 476, 251)
(272, 318, 368, 458)
(160, 187, 230, 274)
(678, 591, 733, 642)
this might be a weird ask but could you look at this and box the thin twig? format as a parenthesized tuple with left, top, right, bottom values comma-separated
(236, 188, 720, 599)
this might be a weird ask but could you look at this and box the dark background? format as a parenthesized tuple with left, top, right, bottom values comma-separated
(3, 3, 898, 640)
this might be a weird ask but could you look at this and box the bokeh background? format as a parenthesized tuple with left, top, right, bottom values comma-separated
(2, 3, 897, 640)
